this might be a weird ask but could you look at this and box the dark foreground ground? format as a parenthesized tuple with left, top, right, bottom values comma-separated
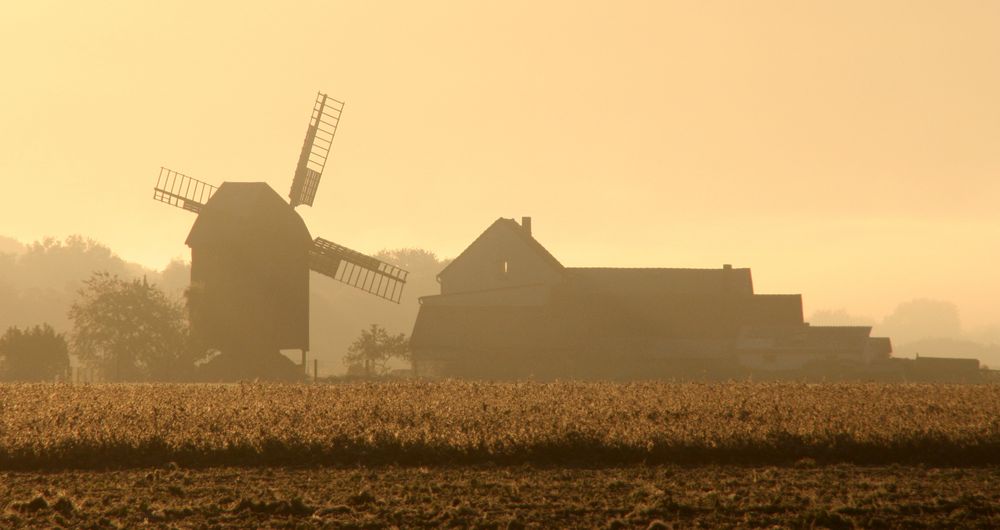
(2, 464, 998, 529)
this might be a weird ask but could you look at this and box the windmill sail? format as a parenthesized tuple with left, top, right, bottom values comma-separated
(153, 167, 218, 213)
(289, 92, 344, 207)
(309, 237, 408, 303)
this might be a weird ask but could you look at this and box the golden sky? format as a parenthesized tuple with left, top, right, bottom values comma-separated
(0, 1, 997, 328)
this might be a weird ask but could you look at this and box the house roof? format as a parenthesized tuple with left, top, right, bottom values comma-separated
(438, 218, 756, 296)
(437, 218, 564, 279)
(564, 267, 755, 296)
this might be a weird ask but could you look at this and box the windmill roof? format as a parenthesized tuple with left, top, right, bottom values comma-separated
(186, 182, 311, 249)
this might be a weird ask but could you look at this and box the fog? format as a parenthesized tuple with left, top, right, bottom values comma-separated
(1, 2, 997, 332)
(810, 301, 1000, 368)
(0, 235, 448, 375)
(1, 233, 995, 373)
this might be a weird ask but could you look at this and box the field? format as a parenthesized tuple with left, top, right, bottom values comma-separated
(0, 381, 998, 527)
(1, 381, 999, 467)
(3, 465, 999, 528)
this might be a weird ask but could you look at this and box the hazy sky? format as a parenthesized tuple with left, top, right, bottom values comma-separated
(1, 1, 997, 328)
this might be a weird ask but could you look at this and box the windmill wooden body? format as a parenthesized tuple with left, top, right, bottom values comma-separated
(153, 93, 407, 380)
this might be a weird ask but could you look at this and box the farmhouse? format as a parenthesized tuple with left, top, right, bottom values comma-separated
(411, 217, 893, 379)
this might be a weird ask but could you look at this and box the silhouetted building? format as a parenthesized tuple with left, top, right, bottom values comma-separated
(909, 355, 980, 381)
(411, 217, 893, 379)
(152, 92, 409, 381)
(186, 182, 312, 378)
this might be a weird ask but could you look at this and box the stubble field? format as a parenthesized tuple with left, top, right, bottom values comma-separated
(0, 381, 998, 527)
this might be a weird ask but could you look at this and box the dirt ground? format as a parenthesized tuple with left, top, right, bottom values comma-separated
(1, 464, 997, 528)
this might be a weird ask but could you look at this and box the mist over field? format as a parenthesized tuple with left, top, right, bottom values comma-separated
(1, 1, 999, 527)
(810, 303, 1000, 368)
(0, 234, 448, 374)
(1, 233, 996, 372)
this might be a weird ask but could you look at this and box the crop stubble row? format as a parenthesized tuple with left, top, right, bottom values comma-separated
(0, 381, 997, 468)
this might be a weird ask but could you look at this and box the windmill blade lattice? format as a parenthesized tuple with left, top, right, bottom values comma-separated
(309, 238, 408, 303)
(289, 93, 344, 207)
(153, 167, 218, 214)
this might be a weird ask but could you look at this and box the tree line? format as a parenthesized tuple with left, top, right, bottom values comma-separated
(0, 236, 449, 381)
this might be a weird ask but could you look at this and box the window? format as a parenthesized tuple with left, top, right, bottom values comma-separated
(498, 258, 510, 279)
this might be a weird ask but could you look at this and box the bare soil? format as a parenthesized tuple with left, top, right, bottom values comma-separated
(1, 464, 998, 528)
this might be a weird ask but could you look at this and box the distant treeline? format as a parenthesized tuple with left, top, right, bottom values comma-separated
(0, 235, 450, 374)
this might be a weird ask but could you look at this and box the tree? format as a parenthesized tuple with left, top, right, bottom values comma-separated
(0, 324, 69, 381)
(69, 272, 202, 381)
(0, 235, 23, 255)
(374, 248, 451, 277)
(344, 324, 410, 376)
(159, 259, 191, 296)
(309, 248, 449, 374)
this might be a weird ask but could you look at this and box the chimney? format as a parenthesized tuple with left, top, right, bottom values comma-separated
(521, 216, 532, 236)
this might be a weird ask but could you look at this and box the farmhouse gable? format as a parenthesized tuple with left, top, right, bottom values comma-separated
(437, 217, 564, 295)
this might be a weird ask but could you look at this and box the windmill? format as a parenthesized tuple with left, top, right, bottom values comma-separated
(152, 92, 408, 380)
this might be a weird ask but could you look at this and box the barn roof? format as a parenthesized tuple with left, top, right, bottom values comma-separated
(438, 218, 756, 297)
(564, 267, 755, 296)
(799, 326, 874, 353)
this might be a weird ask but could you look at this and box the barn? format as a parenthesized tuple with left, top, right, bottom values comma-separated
(410, 217, 892, 379)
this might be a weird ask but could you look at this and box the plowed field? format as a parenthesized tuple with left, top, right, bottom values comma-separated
(2, 465, 998, 528)
(1, 381, 998, 527)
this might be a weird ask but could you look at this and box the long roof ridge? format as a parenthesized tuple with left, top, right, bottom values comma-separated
(567, 266, 750, 271)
